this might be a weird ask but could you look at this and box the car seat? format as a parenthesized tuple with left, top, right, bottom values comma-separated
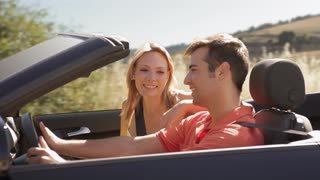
(243, 59, 313, 144)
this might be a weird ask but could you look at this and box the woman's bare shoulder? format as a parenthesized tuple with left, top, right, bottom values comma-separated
(170, 89, 192, 102)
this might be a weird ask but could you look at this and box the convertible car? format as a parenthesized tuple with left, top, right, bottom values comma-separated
(1, 33, 320, 180)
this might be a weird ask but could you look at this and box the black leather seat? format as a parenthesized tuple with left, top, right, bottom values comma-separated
(248, 59, 313, 144)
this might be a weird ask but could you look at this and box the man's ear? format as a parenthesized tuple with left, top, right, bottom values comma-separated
(216, 62, 230, 80)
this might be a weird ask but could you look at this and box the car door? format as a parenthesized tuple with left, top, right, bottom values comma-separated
(33, 109, 121, 140)
(6, 33, 131, 142)
(8, 143, 320, 180)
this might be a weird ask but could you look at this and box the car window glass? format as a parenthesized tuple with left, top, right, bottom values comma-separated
(20, 59, 128, 115)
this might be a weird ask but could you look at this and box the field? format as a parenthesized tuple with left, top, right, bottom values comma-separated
(21, 49, 320, 115)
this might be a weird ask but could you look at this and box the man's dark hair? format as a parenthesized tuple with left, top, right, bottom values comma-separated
(185, 33, 249, 93)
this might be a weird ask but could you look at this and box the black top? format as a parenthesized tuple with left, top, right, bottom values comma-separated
(135, 101, 147, 136)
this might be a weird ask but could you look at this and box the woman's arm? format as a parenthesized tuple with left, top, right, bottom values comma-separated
(160, 99, 207, 128)
(172, 89, 192, 104)
(120, 100, 130, 136)
(177, 90, 192, 101)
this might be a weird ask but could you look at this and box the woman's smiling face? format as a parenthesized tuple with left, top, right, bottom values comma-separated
(133, 51, 170, 97)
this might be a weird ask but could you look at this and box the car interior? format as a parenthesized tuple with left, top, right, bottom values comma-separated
(1, 57, 320, 176)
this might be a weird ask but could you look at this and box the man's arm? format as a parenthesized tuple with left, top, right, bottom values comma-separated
(57, 133, 166, 158)
(29, 122, 166, 162)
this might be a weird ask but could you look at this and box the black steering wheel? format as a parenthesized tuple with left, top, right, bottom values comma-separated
(20, 112, 39, 149)
(0, 116, 10, 167)
(10, 113, 39, 165)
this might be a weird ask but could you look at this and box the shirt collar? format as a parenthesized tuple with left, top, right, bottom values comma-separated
(211, 101, 254, 129)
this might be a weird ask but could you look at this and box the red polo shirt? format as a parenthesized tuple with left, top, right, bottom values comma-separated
(157, 103, 264, 152)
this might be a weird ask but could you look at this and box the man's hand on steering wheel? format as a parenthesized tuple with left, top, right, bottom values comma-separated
(38, 122, 67, 153)
(27, 136, 66, 164)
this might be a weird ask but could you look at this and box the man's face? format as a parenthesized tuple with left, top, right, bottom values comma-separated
(184, 47, 221, 107)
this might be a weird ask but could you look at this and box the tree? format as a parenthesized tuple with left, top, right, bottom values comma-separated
(278, 31, 296, 46)
(0, 0, 54, 59)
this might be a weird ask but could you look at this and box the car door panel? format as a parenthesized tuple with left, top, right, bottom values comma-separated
(33, 109, 121, 139)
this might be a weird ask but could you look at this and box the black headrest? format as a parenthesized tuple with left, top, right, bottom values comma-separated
(249, 59, 305, 110)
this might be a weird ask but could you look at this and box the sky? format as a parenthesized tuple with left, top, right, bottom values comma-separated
(21, 0, 320, 48)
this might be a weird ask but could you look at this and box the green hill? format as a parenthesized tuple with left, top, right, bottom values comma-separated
(250, 16, 320, 36)
(165, 14, 320, 58)
(235, 14, 320, 44)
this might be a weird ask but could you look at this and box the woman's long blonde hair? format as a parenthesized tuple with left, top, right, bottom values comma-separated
(120, 42, 176, 135)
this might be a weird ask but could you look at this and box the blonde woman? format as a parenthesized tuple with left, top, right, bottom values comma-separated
(120, 42, 191, 136)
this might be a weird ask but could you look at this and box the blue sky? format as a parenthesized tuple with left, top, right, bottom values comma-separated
(21, 0, 320, 48)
